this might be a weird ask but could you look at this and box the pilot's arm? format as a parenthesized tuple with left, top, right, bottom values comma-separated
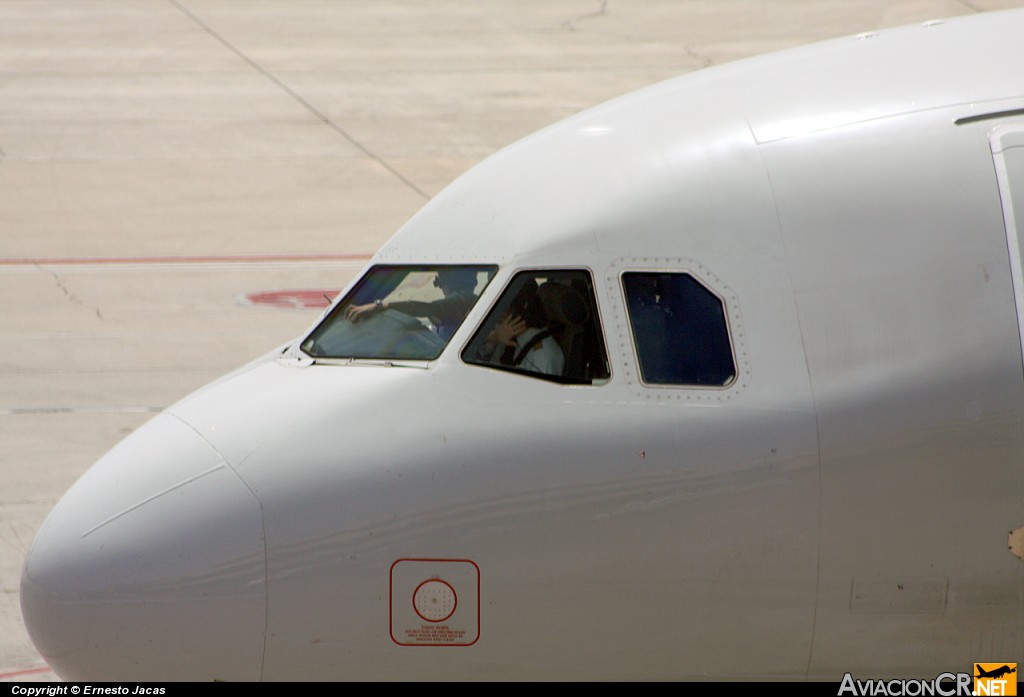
(346, 295, 471, 323)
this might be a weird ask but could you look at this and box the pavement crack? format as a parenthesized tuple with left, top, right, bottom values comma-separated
(562, 0, 608, 31)
(42, 266, 106, 318)
(46, 268, 82, 307)
(684, 44, 713, 68)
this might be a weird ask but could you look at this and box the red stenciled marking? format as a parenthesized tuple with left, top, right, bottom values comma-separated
(0, 665, 53, 679)
(0, 253, 371, 266)
(242, 289, 341, 310)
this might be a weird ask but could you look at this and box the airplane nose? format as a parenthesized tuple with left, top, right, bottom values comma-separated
(20, 414, 266, 682)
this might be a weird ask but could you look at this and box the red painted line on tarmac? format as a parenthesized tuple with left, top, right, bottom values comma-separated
(0, 665, 53, 679)
(0, 253, 372, 266)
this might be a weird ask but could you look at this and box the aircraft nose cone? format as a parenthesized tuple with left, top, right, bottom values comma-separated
(20, 414, 266, 682)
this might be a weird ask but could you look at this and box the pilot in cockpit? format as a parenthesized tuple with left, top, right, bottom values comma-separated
(476, 281, 564, 377)
(344, 268, 478, 341)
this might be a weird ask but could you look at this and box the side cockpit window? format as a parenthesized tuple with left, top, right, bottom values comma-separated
(622, 272, 735, 386)
(463, 270, 610, 384)
(301, 265, 497, 361)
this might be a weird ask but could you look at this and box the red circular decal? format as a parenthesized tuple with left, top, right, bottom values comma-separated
(412, 579, 458, 623)
(239, 289, 339, 310)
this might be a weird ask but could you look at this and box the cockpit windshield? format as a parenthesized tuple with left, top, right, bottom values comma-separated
(301, 265, 497, 361)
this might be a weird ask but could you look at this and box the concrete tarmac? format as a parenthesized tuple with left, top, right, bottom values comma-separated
(3, 0, 1022, 681)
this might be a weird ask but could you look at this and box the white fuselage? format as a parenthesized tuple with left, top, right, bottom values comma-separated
(21, 10, 1024, 680)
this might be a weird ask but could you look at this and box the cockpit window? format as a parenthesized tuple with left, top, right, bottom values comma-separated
(301, 265, 497, 360)
(622, 272, 735, 386)
(462, 270, 610, 384)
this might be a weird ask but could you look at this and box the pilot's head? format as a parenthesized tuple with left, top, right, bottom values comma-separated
(509, 282, 549, 328)
(434, 268, 478, 296)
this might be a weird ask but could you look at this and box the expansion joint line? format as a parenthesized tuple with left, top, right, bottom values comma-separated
(166, 0, 430, 201)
